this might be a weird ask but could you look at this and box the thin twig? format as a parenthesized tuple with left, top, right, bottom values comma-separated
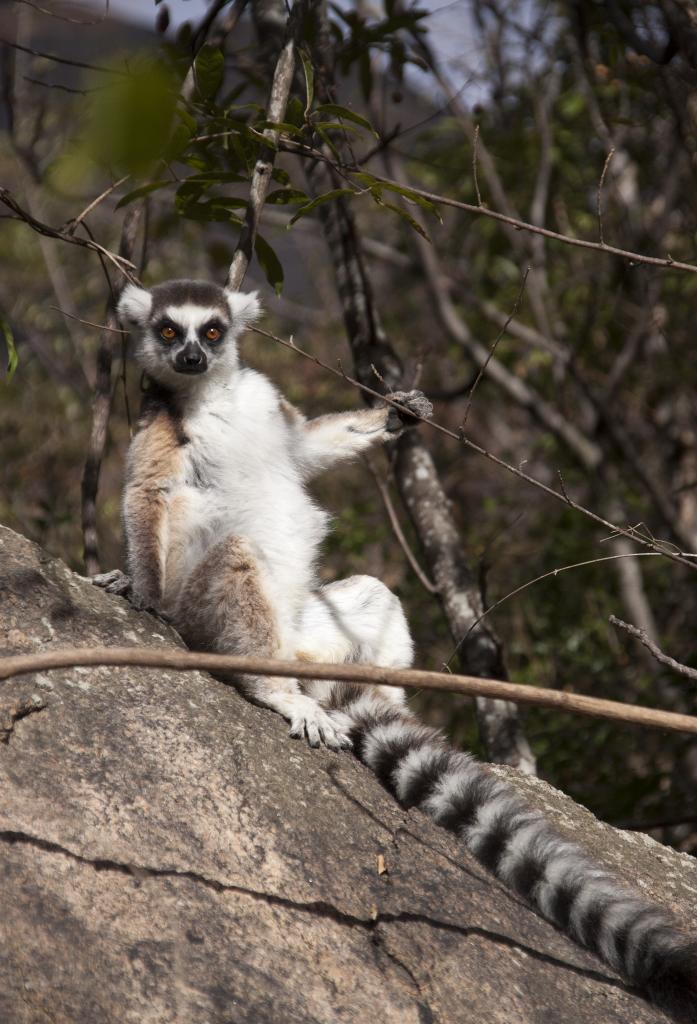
(597, 146, 616, 246)
(444, 552, 693, 669)
(0, 186, 137, 279)
(226, 8, 298, 290)
(81, 205, 144, 575)
(460, 265, 530, 427)
(472, 123, 483, 207)
(277, 140, 697, 277)
(12, 0, 110, 24)
(64, 176, 130, 236)
(50, 306, 127, 334)
(365, 457, 438, 594)
(0, 37, 125, 75)
(250, 325, 697, 574)
(610, 615, 697, 683)
(1, 645, 696, 735)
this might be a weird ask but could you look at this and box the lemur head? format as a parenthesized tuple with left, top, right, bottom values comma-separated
(117, 279, 261, 388)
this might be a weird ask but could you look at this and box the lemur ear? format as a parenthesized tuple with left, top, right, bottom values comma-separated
(117, 283, 152, 326)
(224, 289, 262, 329)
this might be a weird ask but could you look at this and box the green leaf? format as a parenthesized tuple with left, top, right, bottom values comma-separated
(286, 95, 305, 129)
(288, 187, 356, 226)
(176, 194, 247, 223)
(184, 170, 248, 184)
(313, 121, 363, 135)
(255, 233, 284, 295)
(265, 187, 308, 205)
(81, 57, 179, 175)
(352, 174, 442, 220)
(272, 167, 291, 185)
(299, 48, 314, 117)
(316, 125, 342, 162)
(194, 44, 224, 102)
(255, 120, 304, 137)
(315, 103, 378, 137)
(0, 312, 17, 379)
(115, 179, 172, 209)
(359, 50, 373, 102)
(375, 198, 431, 242)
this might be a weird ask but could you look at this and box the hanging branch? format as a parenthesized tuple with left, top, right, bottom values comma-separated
(287, 4, 537, 774)
(1, 645, 697, 736)
(610, 615, 697, 684)
(81, 204, 145, 575)
(80, 1, 248, 573)
(226, 7, 299, 290)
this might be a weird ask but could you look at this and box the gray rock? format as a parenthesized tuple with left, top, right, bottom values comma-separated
(0, 524, 694, 1023)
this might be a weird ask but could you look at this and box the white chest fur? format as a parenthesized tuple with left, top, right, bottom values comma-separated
(173, 368, 328, 603)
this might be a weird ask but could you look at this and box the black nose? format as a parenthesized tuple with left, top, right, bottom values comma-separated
(175, 344, 207, 374)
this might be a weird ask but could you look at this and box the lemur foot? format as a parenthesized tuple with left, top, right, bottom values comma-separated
(91, 569, 133, 598)
(285, 695, 353, 750)
(386, 389, 434, 434)
(90, 570, 158, 616)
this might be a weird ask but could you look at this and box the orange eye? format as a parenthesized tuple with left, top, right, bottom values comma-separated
(206, 326, 221, 342)
(160, 326, 176, 342)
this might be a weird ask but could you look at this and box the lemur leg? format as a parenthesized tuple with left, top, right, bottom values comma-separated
(172, 536, 351, 750)
(295, 575, 414, 726)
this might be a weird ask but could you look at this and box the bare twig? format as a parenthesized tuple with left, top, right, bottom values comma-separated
(365, 457, 438, 594)
(460, 265, 530, 427)
(1, 645, 696, 735)
(50, 306, 127, 334)
(597, 147, 616, 246)
(0, 186, 137, 279)
(0, 37, 125, 75)
(444, 551, 689, 669)
(279, 140, 697, 277)
(227, 8, 298, 290)
(64, 176, 130, 236)
(11, 0, 110, 24)
(610, 615, 697, 683)
(250, 323, 697, 574)
(81, 204, 144, 575)
(472, 123, 483, 207)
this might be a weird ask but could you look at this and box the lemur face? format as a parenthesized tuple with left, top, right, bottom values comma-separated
(117, 279, 261, 388)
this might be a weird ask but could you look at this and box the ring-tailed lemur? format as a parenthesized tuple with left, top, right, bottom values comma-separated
(97, 278, 697, 1020)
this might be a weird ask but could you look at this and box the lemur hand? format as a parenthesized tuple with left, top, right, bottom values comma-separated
(91, 569, 133, 598)
(385, 389, 434, 434)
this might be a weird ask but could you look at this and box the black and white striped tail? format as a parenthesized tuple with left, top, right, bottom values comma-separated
(341, 690, 697, 1021)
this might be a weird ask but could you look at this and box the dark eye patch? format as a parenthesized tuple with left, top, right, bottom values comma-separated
(200, 319, 227, 343)
(153, 318, 181, 340)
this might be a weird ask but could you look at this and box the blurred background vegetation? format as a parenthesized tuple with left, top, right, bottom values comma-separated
(1, 0, 697, 851)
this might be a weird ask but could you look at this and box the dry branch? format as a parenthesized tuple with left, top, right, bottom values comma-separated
(1, 645, 696, 736)
(227, 9, 297, 290)
(281, 140, 697, 278)
(0, 186, 137, 279)
(251, 324, 697, 575)
(610, 615, 697, 684)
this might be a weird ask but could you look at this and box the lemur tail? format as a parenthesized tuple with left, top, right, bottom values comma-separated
(339, 689, 697, 1021)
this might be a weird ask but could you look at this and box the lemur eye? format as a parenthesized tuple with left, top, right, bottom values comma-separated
(205, 326, 222, 342)
(160, 325, 177, 342)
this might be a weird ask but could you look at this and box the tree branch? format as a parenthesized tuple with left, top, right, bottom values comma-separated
(610, 615, 697, 684)
(1, 645, 696, 736)
(227, 6, 298, 290)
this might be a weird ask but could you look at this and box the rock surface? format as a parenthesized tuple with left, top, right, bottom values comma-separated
(0, 524, 695, 1024)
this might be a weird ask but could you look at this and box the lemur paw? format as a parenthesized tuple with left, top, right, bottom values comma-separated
(90, 571, 160, 616)
(91, 569, 133, 598)
(287, 697, 353, 750)
(386, 389, 434, 434)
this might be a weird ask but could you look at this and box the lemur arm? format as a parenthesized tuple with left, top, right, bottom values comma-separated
(284, 390, 433, 480)
(120, 404, 185, 610)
